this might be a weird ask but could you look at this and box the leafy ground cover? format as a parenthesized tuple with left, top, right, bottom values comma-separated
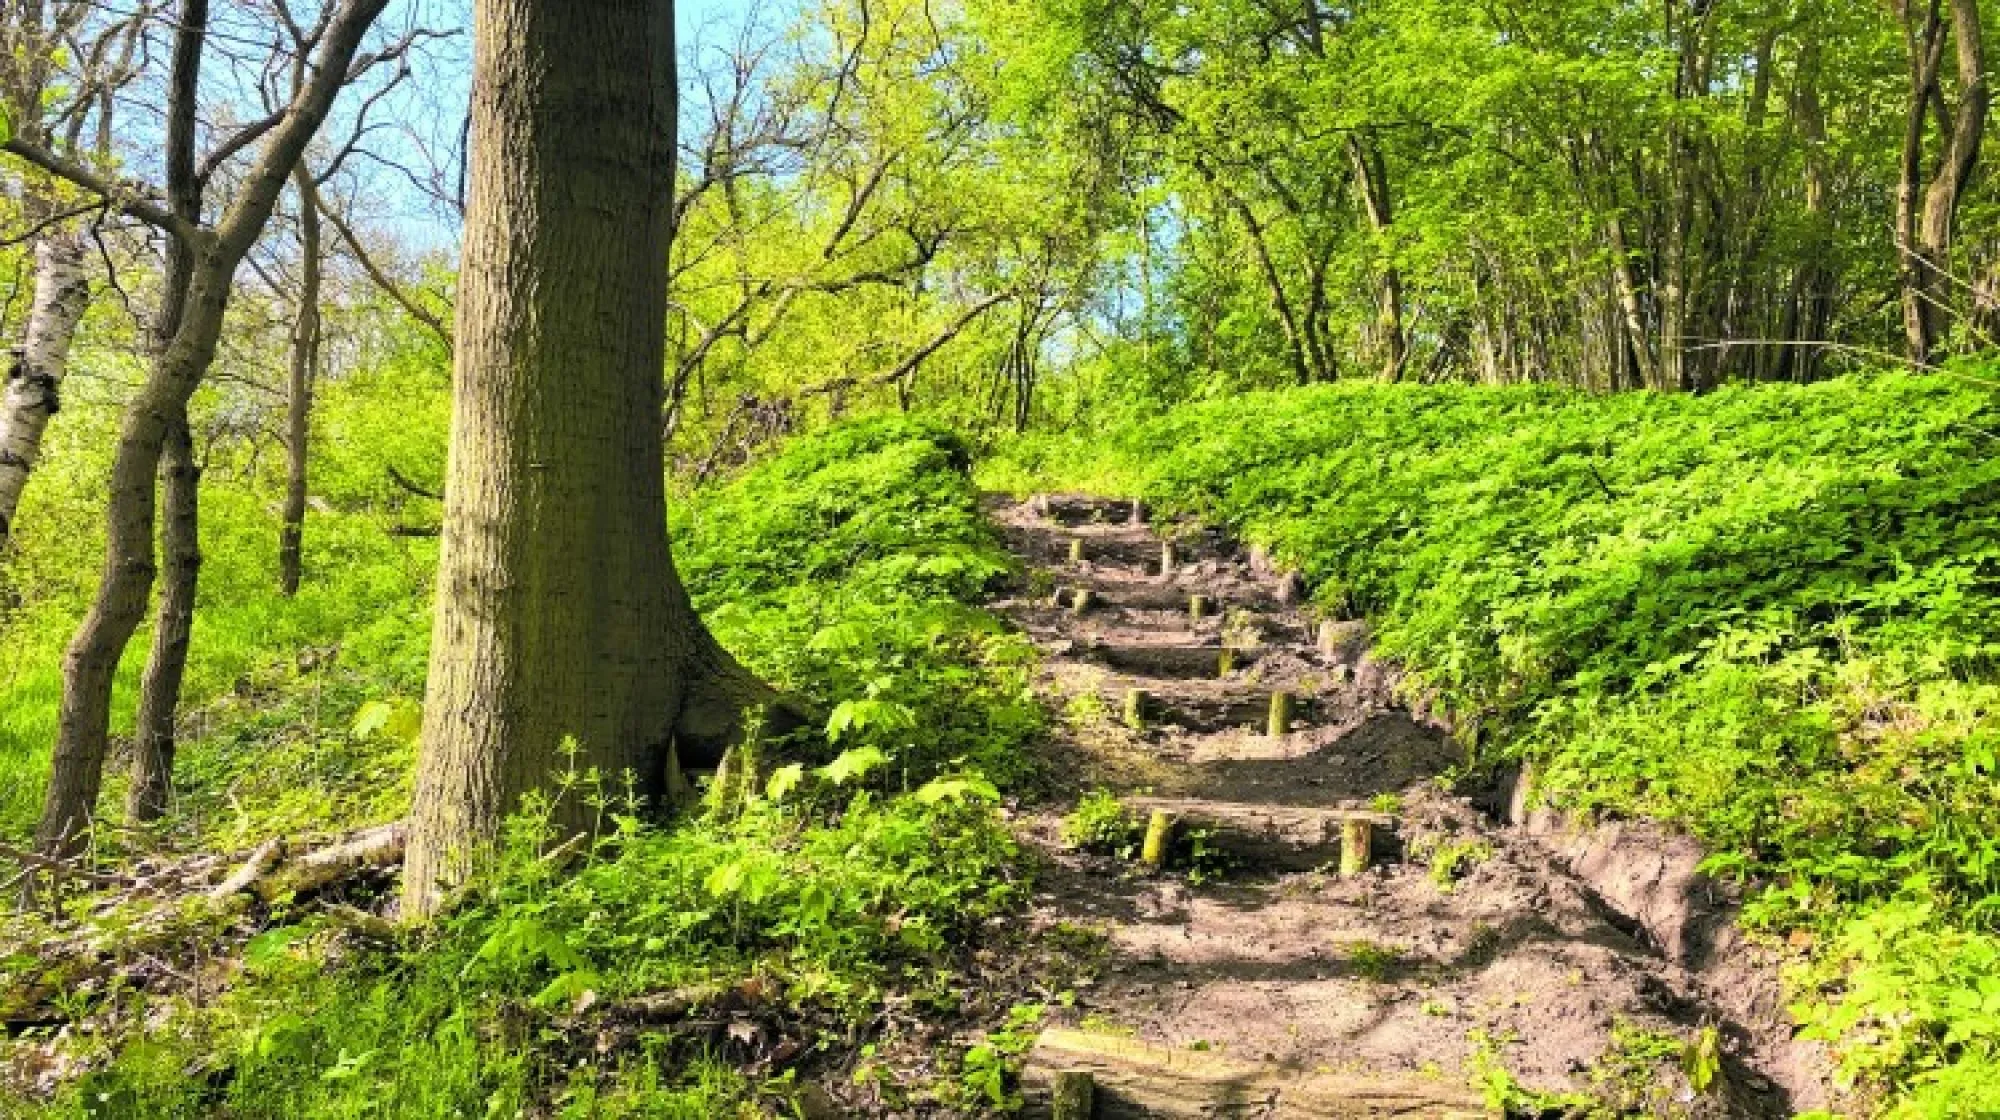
(983, 371, 2000, 1115)
(3, 416, 1044, 1117)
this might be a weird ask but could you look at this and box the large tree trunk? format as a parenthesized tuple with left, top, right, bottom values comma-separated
(126, 416, 200, 823)
(0, 231, 90, 546)
(280, 166, 324, 596)
(404, 0, 779, 917)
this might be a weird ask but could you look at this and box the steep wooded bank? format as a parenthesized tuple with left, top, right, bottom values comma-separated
(1, 419, 1050, 1115)
(984, 371, 2000, 1113)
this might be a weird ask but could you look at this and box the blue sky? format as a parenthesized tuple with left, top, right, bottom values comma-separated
(370, 0, 764, 252)
(681, 0, 751, 39)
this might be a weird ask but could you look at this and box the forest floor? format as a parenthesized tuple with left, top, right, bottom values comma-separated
(988, 494, 1833, 1118)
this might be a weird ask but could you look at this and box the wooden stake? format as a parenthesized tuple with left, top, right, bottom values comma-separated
(1069, 538, 1085, 565)
(1160, 540, 1177, 577)
(1341, 817, 1373, 877)
(1189, 594, 1210, 620)
(1317, 619, 1341, 656)
(1051, 1070, 1095, 1120)
(1268, 690, 1294, 738)
(1127, 499, 1146, 525)
(1124, 688, 1149, 730)
(1217, 647, 1235, 677)
(1140, 810, 1174, 869)
(1071, 588, 1095, 614)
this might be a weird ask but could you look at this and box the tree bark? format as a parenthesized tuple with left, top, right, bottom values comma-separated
(0, 232, 90, 546)
(126, 416, 200, 824)
(404, 0, 781, 917)
(280, 166, 324, 596)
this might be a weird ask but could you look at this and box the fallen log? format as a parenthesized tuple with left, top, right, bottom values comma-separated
(207, 823, 408, 904)
(1019, 1029, 1485, 1118)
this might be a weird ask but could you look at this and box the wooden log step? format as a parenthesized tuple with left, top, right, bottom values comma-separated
(1118, 691, 1317, 734)
(1038, 495, 1148, 526)
(1070, 583, 1279, 613)
(1020, 1029, 1485, 1118)
(1084, 643, 1255, 679)
(1122, 797, 1396, 872)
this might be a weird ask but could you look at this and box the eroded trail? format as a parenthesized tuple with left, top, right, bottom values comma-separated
(991, 494, 1811, 1118)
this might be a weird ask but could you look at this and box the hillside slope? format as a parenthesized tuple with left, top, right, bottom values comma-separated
(984, 373, 2000, 1113)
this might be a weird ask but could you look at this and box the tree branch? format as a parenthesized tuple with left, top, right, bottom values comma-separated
(0, 138, 203, 243)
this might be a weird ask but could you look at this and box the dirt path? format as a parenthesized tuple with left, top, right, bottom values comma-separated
(991, 494, 1816, 1118)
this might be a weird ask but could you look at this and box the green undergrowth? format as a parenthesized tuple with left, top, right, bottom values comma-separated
(0, 343, 451, 846)
(7, 416, 1043, 1116)
(984, 371, 2000, 1115)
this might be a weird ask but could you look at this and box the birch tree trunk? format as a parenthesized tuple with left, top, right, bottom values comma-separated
(404, 0, 782, 917)
(0, 232, 90, 546)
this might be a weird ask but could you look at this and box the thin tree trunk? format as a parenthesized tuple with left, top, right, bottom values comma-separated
(405, 0, 782, 917)
(126, 416, 200, 824)
(1893, 0, 1985, 365)
(0, 231, 90, 545)
(31, 0, 389, 862)
(280, 166, 324, 596)
(1915, 0, 1988, 362)
(1348, 135, 1406, 383)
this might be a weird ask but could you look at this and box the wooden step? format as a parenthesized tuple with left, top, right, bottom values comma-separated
(1084, 643, 1256, 679)
(1118, 690, 1319, 734)
(1124, 797, 1396, 872)
(1064, 582, 1281, 613)
(1035, 494, 1146, 526)
(1020, 1029, 1485, 1118)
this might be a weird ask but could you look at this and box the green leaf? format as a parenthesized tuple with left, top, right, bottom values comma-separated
(818, 745, 890, 785)
(765, 763, 805, 801)
(915, 775, 999, 804)
(349, 700, 393, 739)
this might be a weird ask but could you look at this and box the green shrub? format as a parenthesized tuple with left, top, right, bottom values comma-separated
(1062, 789, 1139, 855)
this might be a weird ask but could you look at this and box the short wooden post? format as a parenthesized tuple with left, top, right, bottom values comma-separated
(1160, 541, 1177, 577)
(1128, 499, 1146, 525)
(1248, 544, 1270, 573)
(1140, 810, 1174, 869)
(1071, 588, 1095, 615)
(1124, 688, 1149, 731)
(1069, 538, 1085, 565)
(1051, 1070, 1095, 1120)
(1217, 647, 1235, 677)
(1317, 619, 1341, 656)
(1189, 594, 1211, 620)
(1268, 690, 1294, 738)
(1340, 817, 1373, 877)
